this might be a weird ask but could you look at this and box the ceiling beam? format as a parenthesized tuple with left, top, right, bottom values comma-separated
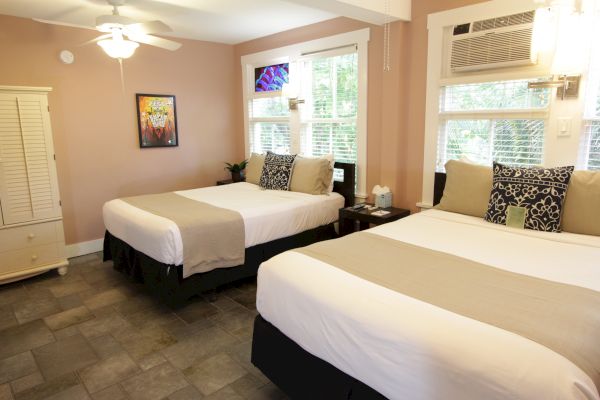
(282, 0, 411, 24)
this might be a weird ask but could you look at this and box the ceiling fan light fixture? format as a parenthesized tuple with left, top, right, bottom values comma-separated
(97, 38, 139, 59)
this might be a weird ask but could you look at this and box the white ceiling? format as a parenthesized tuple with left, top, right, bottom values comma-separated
(0, 0, 410, 44)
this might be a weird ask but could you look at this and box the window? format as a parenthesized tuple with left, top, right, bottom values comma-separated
(579, 48, 600, 170)
(243, 29, 368, 195)
(300, 52, 358, 179)
(437, 79, 551, 171)
(248, 53, 359, 165)
(248, 97, 290, 154)
(249, 51, 359, 163)
(580, 122, 600, 171)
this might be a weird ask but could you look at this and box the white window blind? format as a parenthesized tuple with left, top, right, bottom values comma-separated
(300, 52, 358, 172)
(580, 122, 600, 170)
(248, 97, 290, 154)
(579, 46, 600, 170)
(437, 79, 550, 171)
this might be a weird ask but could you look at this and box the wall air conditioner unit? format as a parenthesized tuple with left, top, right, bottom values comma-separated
(450, 11, 537, 73)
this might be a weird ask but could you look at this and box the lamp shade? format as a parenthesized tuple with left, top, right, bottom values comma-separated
(98, 39, 139, 59)
(532, 7, 557, 56)
(551, 11, 586, 74)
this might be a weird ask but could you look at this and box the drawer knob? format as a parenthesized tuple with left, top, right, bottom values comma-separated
(31, 254, 38, 261)
(28, 233, 35, 240)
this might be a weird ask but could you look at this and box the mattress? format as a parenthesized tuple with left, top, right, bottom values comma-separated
(103, 182, 344, 268)
(256, 209, 600, 400)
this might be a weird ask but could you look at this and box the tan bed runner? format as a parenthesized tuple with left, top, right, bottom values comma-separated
(122, 192, 244, 275)
(295, 232, 600, 389)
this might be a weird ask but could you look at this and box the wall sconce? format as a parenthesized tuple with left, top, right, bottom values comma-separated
(287, 97, 305, 110)
(529, 0, 587, 99)
(528, 75, 581, 99)
(281, 83, 304, 110)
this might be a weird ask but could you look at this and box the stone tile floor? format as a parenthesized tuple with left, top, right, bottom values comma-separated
(0, 253, 287, 400)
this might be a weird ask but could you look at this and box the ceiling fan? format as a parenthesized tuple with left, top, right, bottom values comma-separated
(35, 0, 182, 59)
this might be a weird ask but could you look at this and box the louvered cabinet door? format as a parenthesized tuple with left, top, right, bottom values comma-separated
(0, 93, 61, 225)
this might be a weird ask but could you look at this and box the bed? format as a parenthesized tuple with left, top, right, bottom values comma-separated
(103, 162, 355, 307)
(251, 171, 600, 400)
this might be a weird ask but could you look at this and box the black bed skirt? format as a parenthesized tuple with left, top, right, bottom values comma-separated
(103, 224, 336, 307)
(251, 314, 386, 400)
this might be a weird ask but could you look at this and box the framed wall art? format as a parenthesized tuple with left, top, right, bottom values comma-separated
(136, 93, 178, 148)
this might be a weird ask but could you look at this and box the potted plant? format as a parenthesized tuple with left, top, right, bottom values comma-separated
(224, 159, 248, 182)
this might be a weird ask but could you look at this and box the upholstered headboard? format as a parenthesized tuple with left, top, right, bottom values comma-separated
(333, 162, 355, 208)
(433, 172, 447, 206)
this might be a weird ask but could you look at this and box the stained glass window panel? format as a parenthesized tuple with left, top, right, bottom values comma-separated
(254, 63, 289, 92)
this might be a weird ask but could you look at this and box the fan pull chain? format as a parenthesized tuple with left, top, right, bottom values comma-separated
(383, 0, 391, 72)
(118, 57, 126, 94)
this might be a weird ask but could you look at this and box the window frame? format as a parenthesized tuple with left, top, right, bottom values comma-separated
(241, 29, 370, 198)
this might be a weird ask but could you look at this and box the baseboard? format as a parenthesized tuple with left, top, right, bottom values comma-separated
(66, 238, 104, 259)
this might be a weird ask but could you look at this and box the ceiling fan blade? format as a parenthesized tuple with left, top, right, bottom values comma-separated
(33, 18, 96, 31)
(79, 34, 113, 47)
(125, 21, 172, 36)
(127, 34, 182, 51)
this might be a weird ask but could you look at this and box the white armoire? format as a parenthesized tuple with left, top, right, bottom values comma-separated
(0, 86, 68, 283)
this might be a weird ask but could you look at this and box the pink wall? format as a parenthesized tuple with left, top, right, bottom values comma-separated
(0, 15, 237, 244)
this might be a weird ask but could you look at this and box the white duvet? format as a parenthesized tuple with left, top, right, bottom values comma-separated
(257, 209, 600, 400)
(103, 182, 344, 275)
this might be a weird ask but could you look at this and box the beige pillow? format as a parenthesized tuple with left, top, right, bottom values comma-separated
(561, 170, 600, 236)
(245, 153, 265, 185)
(435, 159, 493, 218)
(290, 156, 333, 195)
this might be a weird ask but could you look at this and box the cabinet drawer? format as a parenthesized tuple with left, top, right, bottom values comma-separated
(0, 221, 62, 253)
(0, 243, 62, 275)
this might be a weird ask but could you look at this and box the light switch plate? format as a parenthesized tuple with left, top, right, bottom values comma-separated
(557, 117, 571, 137)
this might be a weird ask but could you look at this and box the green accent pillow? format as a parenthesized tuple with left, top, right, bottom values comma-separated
(506, 206, 526, 229)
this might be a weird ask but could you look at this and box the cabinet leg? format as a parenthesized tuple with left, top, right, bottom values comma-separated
(57, 266, 68, 276)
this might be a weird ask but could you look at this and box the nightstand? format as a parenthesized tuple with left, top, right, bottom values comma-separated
(217, 179, 244, 186)
(339, 204, 410, 236)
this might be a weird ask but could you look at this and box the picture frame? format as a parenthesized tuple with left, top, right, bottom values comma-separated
(136, 93, 178, 148)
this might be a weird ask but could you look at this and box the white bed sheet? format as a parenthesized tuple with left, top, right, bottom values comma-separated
(103, 182, 344, 271)
(257, 209, 600, 400)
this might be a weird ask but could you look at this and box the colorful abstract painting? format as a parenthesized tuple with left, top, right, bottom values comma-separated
(255, 63, 289, 92)
(136, 94, 178, 148)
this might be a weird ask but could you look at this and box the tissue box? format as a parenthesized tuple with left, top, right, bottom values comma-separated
(374, 192, 392, 208)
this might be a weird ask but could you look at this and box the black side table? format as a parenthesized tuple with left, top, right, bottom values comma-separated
(339, 205, 410, 236)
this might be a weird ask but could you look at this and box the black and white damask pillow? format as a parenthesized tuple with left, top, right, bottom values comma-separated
(484, 162, 574, 233)
(259, 151, 297, 191)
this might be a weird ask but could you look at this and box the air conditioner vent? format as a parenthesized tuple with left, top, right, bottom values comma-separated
(471, 11, 535, 33)
(451, 26, 534, 72)
(449, 10, 536, 73)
